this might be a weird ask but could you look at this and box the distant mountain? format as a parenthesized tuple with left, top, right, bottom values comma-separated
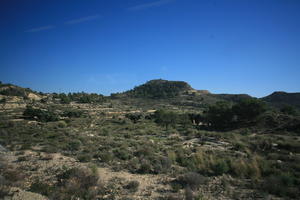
(122, 79, 193, 99)
(2, 80, 300, 110)
(261, 92, 300, 109)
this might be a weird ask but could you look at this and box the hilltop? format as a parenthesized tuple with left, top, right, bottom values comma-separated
(262, 91, 300, 109)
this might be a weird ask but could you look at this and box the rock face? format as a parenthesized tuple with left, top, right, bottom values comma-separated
(27, 93, 41, 101)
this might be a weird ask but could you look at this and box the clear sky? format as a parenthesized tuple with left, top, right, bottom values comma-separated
(1, 0, 299, 97)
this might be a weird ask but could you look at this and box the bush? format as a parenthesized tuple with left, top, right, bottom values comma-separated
(138, 159, 152, 174)
(125, 113, 142, 123)
(29, 181, 54, 196)
(23, 106, 59, 122)
(152, 156, 172, 174)
(124, 180, 139, 193)
(262, 173, 299, 198)
(68, 140, 82, 151)
(280, 105, 298, 115)
(213, 159, 230, 175)
(59, 93, 71, 104)
(57, 121, 67, 128)
(177, 172, 206, 190)
(94, 151, 113, 163)
(62, 110, 83, 118)
(77, 154, 92, 162)
(113, 148, 131, 160)
(53, 167, 101, 200)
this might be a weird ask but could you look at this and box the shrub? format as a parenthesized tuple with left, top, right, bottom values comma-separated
(53, 167, 101, 200)
(68, 140, 82, 151)
(152, 156, 172, 174)
(177, 172, 206, 190)
(77, 154, 92, 162)
(29, 181, 54, 196)
(280, 105, 298, 115)
(59, 93, 71, 104)
(94, 151, 113, 163)
(0, 160, 25, 188)
(124, 180, 139, 193)
(113, 148, 131, 160)
(125, 113, 142, 123)
(62, 110, 83, 118)
(23, 106, 59, 122)
(57, 121, 67, 128)
(166, 150, 176, 164)
(213, 159, 230, 175)
(139, 159, 152, 174)
(262, 173, 298, 198)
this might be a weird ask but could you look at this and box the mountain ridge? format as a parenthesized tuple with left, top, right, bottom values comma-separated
(1, 79, 299, 109)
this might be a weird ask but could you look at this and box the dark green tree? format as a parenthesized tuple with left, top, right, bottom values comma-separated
(232, 98, 266, 123)
(154, 110, 178, 129)
(125, 113, 142, 123)
(205, 101, 233, 130)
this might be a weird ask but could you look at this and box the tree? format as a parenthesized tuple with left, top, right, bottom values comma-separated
(154, 110, 178, 129)
(125, 113, 142, 123)
(23, 106, 59, 122)
(205, 101, 233, 130)
(188, 113, 204, 125)
(232, 98, 266, 123)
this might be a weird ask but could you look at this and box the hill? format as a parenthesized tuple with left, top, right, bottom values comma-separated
(261, 91, 300, 109)
(0, 79, 300, 199)
(0, 82, 42, 100)
(122, 79, 193, 99)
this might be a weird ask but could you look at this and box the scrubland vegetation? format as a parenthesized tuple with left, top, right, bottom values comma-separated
(0, 80, 300, 199)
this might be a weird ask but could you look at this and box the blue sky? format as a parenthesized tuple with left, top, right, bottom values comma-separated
(0, 0, 299, 97)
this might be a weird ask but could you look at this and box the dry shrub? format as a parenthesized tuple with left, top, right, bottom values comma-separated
(51, 167, 102, 200)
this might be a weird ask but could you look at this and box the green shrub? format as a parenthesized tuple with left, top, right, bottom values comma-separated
(77, 154, 92, 162)
(68, 140, 82, 151)
(262, 173, 299, 198)
(125, 113, 142, 123)
(57, 121, 67, 128)
(62, 110, 83, 118)
(94, 151, 113, 163)
(29, 181, 54, 196)
(177, 172, 206, 190)
(23, 106, 59, 122)
(213, 159, 230, 175)
(124, 180, 139, 193)
(113, 148, 131, 160)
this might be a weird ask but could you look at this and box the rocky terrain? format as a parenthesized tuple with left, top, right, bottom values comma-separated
(0, 80, 299, 200)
